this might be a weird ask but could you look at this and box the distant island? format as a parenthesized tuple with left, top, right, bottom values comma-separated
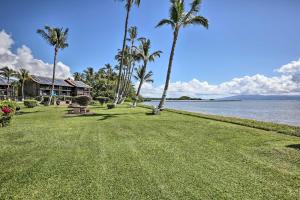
(144, 96, 203, 101)
(221, 95, 300, 101)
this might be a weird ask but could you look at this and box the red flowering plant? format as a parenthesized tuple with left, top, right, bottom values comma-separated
(0, 100, 17, 128)
(2, 107, 12, 115)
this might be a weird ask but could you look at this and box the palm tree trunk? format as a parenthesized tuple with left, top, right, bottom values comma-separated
(114, 6, 131, 105)
(6, 77, 9, 100)
(49, 48, 58, 105)
(22, 81, 25, 101)
(158, 29, 179, 110)
(133, 78, 143, 107)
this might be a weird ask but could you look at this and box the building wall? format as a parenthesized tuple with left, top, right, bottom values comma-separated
(24, 79, 39, 97)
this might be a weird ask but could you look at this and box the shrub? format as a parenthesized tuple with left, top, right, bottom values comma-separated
(42, 96, 55, 106)
(74, 96, 91, 106)
(89, 100, 97, 105)
(125, 98, 133, 103)
(0, 100, 17, 114)
(107, 103, 115, 109)
(24, 100, 38, 108)
(0, 100, 16, 128)
(35, 96, 43, 102)
(95, 97, 109, 105)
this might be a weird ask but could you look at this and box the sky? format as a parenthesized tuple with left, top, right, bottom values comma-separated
(0, 0, 300, 98)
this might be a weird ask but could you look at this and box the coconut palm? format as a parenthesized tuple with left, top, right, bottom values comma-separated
(16, 68, 30, 101)
(119, 26, 138, 103)
(83, 67, 95, 86)
(156, 0, 208, 110)
(114, 0, 141, 105)
(73, 72, 83, 81)
(133, 66, 153, 106)
(37, 26, 69, 105)
(0, 66, 17, 99)
(132, 38, 162, 107)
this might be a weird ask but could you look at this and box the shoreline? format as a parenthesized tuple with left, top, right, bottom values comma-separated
(139, 104, 300, 137)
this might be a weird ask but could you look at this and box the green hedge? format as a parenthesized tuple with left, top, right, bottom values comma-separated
(74, 96, 91, 106)
(24, 100, 38, 108)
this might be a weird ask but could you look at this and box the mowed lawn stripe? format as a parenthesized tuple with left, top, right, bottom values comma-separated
(0, 105, 299, 199)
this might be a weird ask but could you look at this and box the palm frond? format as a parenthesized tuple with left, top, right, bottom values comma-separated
(183, 15, 208, 28)
(156, 19, 175, 29)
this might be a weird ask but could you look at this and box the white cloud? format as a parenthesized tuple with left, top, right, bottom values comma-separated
(138, 59, 300, 98)
(0, 30, 71, 79)
(276, 59, 300, 83)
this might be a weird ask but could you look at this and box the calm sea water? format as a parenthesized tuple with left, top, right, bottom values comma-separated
(144, 100, 300, 127)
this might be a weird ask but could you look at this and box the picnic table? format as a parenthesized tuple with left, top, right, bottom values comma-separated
(68, 105, 89, 114)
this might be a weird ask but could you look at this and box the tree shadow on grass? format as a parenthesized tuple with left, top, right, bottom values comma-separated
(16, 111, 44, 116)
(64, 112, 146, 121)
(286, 144, 300, 150)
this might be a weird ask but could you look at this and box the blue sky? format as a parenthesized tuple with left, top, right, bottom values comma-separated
(1, 0, 300, 97)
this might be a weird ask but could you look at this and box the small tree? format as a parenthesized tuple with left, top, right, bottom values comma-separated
(17, 68, 30, 101)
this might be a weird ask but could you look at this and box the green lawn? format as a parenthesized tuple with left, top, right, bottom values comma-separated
(0, 105, 299, 199)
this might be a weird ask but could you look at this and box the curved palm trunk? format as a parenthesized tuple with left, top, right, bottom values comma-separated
(114, 6, 131, 105)
(49, 48, 58, 105)
(133, 78, 144, 107)
(158, 29, 179, 110)
(133, 63, 147, 107)
(121, 61, 135, 103)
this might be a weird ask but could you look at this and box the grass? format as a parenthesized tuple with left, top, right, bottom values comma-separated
(139, 104, 300, 137)
(0, 105, 299, 199)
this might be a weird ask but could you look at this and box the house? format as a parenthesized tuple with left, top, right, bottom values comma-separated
(24, 75, 92, 98)
(0, 76, 14, 99)
(65, 78, 92, 96)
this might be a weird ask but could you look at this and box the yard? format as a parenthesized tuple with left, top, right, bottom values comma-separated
(0, 105, 299, 199)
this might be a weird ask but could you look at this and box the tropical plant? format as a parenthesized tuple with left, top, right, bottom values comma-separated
(73, 72, 84, 81)
(24, 99, 38, 108)
(83, 67, 95, 86)
(156, 0, 208, 110)
(0, 66, 16, 99)
(74, 95, 91, 106)
(132, 38, 162, 107)
(119, 26, 139, 104)
(16, 68, 30, 101)
(133, 66, 154, 107)
(37, 26, 69, 105)
(114, 0, 141, 105)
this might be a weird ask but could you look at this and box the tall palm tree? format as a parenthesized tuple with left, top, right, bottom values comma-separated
(133, 66, 153, 106)
(114, 0, 141, 105)
(133, 38, 162, 107)
(17, 68, 30, 101)
(156, 0, 208, 110)
(37, 26, 69, 104)
(0, 66, 17, 99)
(120, 26, 138, 103)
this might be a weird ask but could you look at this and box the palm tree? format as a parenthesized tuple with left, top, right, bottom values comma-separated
(114, 0, 141, 105)
(16, 68, 30, 101)
(156, 0, 208, 110)
(73, 72, 83, 81)
(133, 38, 162, 107)
(37, 26, 69, 105)
(83, 67, 95, 86)
(0, 66, 17, 99)
(119, 26, 138, 103)
(133, 66, 153, 106)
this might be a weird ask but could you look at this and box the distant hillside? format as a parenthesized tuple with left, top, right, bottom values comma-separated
(221, 95, 300, 101)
